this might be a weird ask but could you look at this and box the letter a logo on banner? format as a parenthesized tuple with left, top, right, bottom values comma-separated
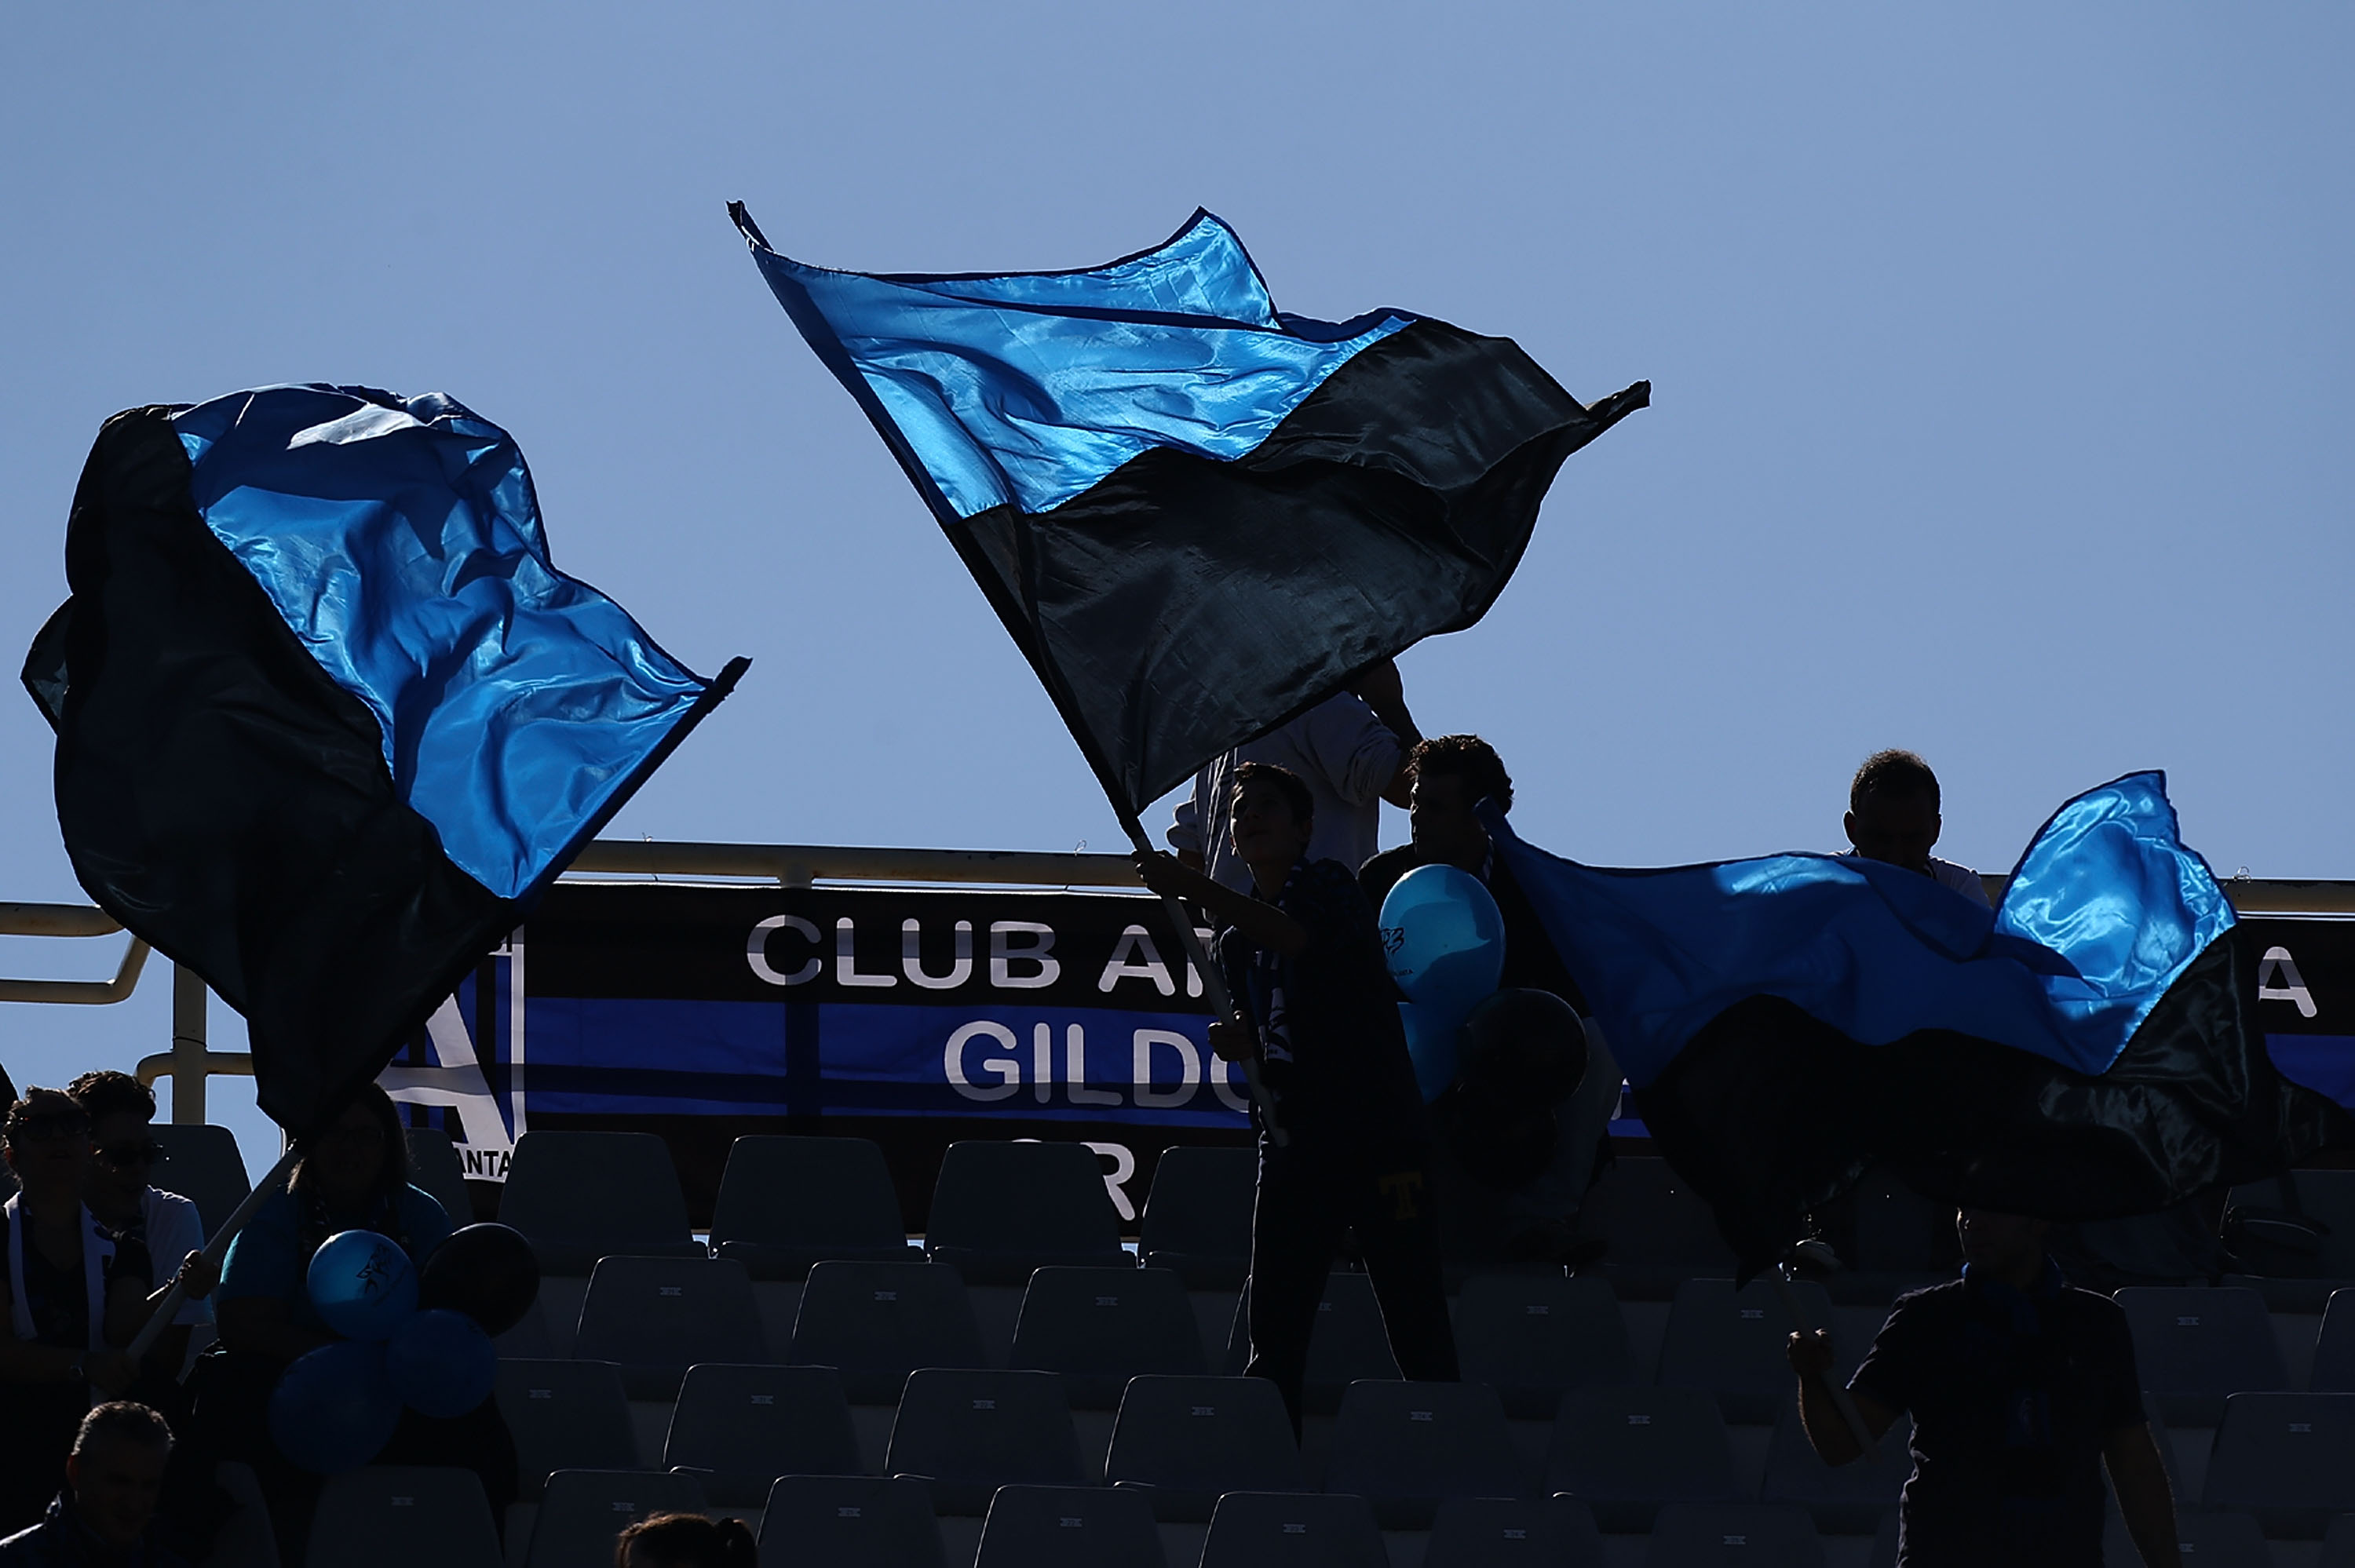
(2258, 946, 2320, 1019)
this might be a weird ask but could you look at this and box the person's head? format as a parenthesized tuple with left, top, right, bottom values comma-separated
(1408, 735, 1513, 872)
(292, 1082, 411, 1212)
(64, 1402, 172, 1548)
(1956, 1206, 2051, 1282)
(1845, 749, 1943, 874)
(614, 1511, 757, 1568)
(3, 1088, 93, 1201)
(67, 1070, 160, 1216)
(1227, 761, 1314, 877)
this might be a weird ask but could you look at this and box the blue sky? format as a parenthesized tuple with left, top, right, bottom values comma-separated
(2, 3, 2348, 1172)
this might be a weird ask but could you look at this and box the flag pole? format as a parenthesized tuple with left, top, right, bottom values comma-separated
(1115, 814, 1288, 1148)
(126, 1147, 298, 1362)
(1771, 1260, 1879, 1463)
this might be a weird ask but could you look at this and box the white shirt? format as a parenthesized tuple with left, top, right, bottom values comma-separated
(1842, 850, 1992, 908)
(141, 1187, 210, 1325)
(1167, 693, 1405, 892)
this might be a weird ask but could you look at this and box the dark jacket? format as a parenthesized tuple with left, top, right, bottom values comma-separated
(0, 1496, 188, 1568)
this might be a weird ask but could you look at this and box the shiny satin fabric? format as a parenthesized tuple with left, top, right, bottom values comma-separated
(168, 385, 716, 902)
(1490, 771, 2236, 1086)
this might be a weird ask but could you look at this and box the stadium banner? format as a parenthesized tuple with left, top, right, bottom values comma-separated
(381, 881, 1247, 1234)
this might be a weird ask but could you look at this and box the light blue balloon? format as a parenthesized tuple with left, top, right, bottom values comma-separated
(1379, 864, 1506, 1015)
(385, 1307, 498, 1419)
(306, 1229, 418, 1341)
(268, 1340, 402, 1474)
(1399, 1001, 1465, 1103)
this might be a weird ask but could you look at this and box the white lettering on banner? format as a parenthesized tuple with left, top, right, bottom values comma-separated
(1031, 1023, 1055, 1105)
(1208, 1052, 1251, 1114)
(1132, 1029, 1201, 1109)
(747, 915, 821, 986)
(382, 997, 514, 1162)
(945, 1021, 1022, 1102)
(2258, 947, 2320, 1019)
(904, 920, 973, 989)
(1067, 1025, 1124, 1106)
(990, 922, 1060, 988)
(1085, 1140, 1139, 1221)
(835, 917, 896, 988)
(1097, 926, 1176, 997)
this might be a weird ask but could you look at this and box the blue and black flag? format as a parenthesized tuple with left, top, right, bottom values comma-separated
(1490, 773, 2351, 1274)
(732, 203, 1646, 820)
(22, 387, 745, 1136)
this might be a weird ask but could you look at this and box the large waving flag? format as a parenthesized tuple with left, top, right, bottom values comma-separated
(732, 203, 1646, 822)
(22, 388, 745, 1137)
(1490, 773, 2350, 1274)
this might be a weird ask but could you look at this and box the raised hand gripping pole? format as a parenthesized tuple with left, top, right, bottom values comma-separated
(1770, 1259, 1878, 1463)
(126, 1147, 299, 1362)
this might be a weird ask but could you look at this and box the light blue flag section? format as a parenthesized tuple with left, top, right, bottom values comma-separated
(1490, 771, 2236, 1088)
(170, 385, 721, 903)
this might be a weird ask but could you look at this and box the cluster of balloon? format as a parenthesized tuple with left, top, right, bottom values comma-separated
(268, 1222, 538, 1472)
(1378, 865, 1506, 1100)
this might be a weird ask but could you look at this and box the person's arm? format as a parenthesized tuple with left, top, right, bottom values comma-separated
(1347, 660, 1422, 808)
(1133, 851, 1307, 957)
(2105, 1423, 2181, 1568)
(1786, 1329, 1897, 1464)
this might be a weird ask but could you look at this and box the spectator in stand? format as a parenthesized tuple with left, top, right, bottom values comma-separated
(1844, 749, 1989, 906)
(1168, 660, 1421, 892)
(615, 1512, 758, 1568)
(1137, 761, 1458, 1437)
(1787, 1206, 2179, 1567)
(0, 1091, 151, 1535)
(66, 1073, 215, 1402)
(0, 1401, 184, 1566)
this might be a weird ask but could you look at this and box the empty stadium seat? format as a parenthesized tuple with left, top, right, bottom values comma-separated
(925, 1140, 1132, 1285)
(403, 1124, 474, 1226)
(1199, 1491, 1387, 1568)
(495, 1359, 639, 1499)
(709, 1134, 922, 1280)
(1139, 1143, 1256, 1288)
(663, 1362, 864, 1504)
(790, 1260, 988, 1404)
(1656, 1277, 1840, 1424)
(1455, 1271, 1637, 1418)
(973, 1482, 1165, 1568)
(1572, 1156, 1735, 1299)
(2101, 1508, 2267, 1568)
(150, 1122, 250, 1238)
(1008, 1265, 1205, 1407)
(521, 1469, 705, 1568)
(2201, 1391, 2355, 1537)
(885, 1368, 1085, 1515)
(2312, 1289, 2355, 1392)
(1424, 1496, 1605, 1567)
(1324, 1378, 1529, 1528)
(1645, 1501, 1825, 1566)
(2321, 1511, 2355, 1567)
(498, 1130, 703, 1273)
(2227, 1171, 2355, 1280)
(1545, 1386, 1740, 1533)
(2116, 1285, 2287, 1423)
(757, 1474, 945, 1567)
(1759, 1403, 1910, 1534)
(304, 1466, 500, 1568)
(1222, 1272, 1402, 1412)
(1104, 1374, 1305, 1522)
(571, 1253, 767, 1398)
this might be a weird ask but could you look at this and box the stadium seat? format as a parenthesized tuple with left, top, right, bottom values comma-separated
(1572, 1156, 1736, 1300)
(1103, 1374, 1305, 1522)
(1139, 1143, 1256, 1288)
(2115, 1285, 2287, 1424)
(1198, 1491, 1387, 1568)
(1324, 1378, 1530, 1527)
(2227, 1171, 2355, 1281)
(1759, 1402, 1910, 1533)
(1222, 1272, 1402, 1412)
(1423, 1495, 1605, 1566)
(885, 1367, 1085, 1515)
(1867, 1509, 1897, 1568)
(2320, 1511, 2355, 1567)
(571, 1253, 767, 1398)
(1008, 1265, 1205, 1407)
(403, 1124, 474, 1227)
(757, 1474, 945, 1567)
(663, 1362, 864, 1504)
(1545, 1386, 1740, 1533)
(303, 1466, 500, 1568)
(150, 1122, 250, 1238)
(973, 1482, 1166, 1568)
(494, 1359, 639, 1499)
(521, 1469, 705, 1568)
(1645, 1501, 1825, 1566)
(2101, 1508, 2267, 1568)
(498, 1130, 703, 1274)
(1656, 1277, 1841, 1424)
(2311, 1289, 2355, 1392)
(790, 1260, 988, 1404)
(709, 1134, 922, 1280)
(1455, 1271, 1637, 1418)
(924, 1140, 1132, 1285)
(2201, 1391, 2355, 1538)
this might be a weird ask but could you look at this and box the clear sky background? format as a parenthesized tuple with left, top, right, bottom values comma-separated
(2, 4, 2348, 1175)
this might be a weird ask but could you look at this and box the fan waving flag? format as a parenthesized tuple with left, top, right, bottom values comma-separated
(732, 202, 1647, 819)
(1489, 773, 2352, 1276)
(22, 387, 747, 1137)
